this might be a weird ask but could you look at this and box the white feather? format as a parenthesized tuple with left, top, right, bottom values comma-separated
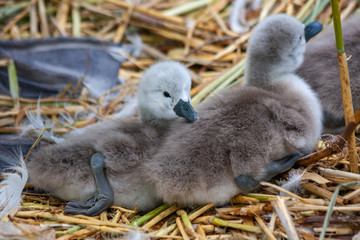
(58, 111, 75, 125)
(0, 151, 27, 220)
(66, 128, 86, 137)
(86, 112, 98, 122)
(126, 30, 143, 57)
(251, 0, 261, 10)
(185, 19, 196, 29)
(229, 0, 249, 33)
(121, 228, 149, 240)
(279, 169, 305, 196)
(353, 231, 360, 240)
(229, 0, 262, 34)
(22, 100, 63, 144)
(57, 111, 80, 134)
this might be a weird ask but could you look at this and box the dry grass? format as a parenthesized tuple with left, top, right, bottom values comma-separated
(1, 0, 360, 239)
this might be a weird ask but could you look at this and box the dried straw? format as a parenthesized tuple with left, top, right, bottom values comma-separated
(1, 0, 359, 239)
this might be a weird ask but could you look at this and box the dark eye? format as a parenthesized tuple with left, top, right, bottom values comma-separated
(163, 91, 171, 98)
(299, 35, 303, 40)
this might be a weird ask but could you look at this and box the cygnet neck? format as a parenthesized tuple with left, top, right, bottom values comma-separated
(244, 60, 282, 89)
(138, 109, 173, 130)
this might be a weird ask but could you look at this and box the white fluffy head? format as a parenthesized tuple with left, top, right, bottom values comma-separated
(138, 61, 192, 123)
(245, 14, 307, 85)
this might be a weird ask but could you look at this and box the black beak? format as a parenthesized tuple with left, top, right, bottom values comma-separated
(304, 21, 323, 42)
(173, 99, 198, 122)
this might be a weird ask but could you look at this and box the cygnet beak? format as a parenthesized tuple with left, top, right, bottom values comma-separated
(304, 21, 323, 42)
(173, 99, 198, 122)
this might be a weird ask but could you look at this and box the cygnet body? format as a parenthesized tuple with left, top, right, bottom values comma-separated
(27, 61, 197, 211)
(297, 14, 360, 134)
(142, 14, 323, 207)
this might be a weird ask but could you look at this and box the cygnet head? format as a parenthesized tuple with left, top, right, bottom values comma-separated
(138, 61, 198, 125)
(244, 14, 322, 87)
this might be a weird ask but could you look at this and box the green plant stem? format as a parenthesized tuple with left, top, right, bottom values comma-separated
(66, 225, 83, 233)
(177, 210, 195, 236)
(319, 181, 360, 240)
(130, 204, 171, 227)
(72, 0, 81, 37)
(163, 0, 211, 16)
(296, 0, 316, 21)
(330, 0, 358, 174)
(210, 217, 262, 234)
(330, 0, 344, 52)
(310, 0, 321, 23)
(141, 205, 180, 230)
(0, 2, 28, 21)
(212, 63, 245, 95)
(153, 223, 177, 236)
(246, 193, 289, 201)
(177, 210, 192, 230)
(8, 59, 19, 110)
(303, 0, 329, 24)
(192, 59, 245, 106)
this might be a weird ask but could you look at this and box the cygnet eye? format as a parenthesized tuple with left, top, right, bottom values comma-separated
(299, 35, 303, 40)
(163, 91, 171, 98)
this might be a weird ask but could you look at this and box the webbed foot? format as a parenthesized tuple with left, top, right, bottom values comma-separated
(234, 151, 310, 193)
(64, 153, 114, 216)
(235, 175, 261, 193)
(263, 151, 309, 180)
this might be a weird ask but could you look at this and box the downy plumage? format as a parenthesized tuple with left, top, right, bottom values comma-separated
(297, 14, 360, 134)
(142, 14, 323, 207)
(27, 61, 197, 214)
(34, 15, 323, 215)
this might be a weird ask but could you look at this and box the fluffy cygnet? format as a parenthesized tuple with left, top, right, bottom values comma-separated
(58, 15, 323, 215)
(297, 14, 360, 134)
(27, 61, 197, 215)
(142, 14, 323, 208)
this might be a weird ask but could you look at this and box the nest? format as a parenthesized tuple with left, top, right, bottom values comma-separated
(1, 0, 360, 239)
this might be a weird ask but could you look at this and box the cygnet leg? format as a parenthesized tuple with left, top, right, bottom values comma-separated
(64, 153, 114, 216)
(235, 152, 309, 193)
